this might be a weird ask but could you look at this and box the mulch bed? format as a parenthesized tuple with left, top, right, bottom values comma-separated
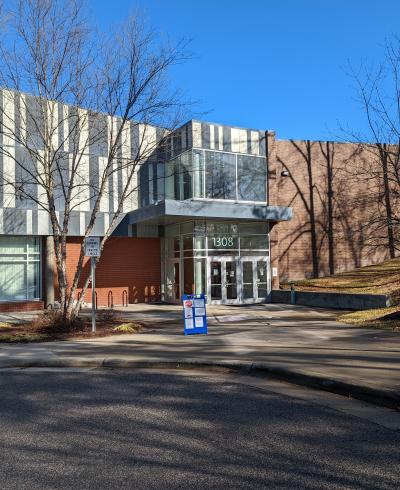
(0, 318, 147, 343)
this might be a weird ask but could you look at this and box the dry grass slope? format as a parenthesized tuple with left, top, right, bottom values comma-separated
(281, 257, 400, 331)
(282, 257, 400, 300)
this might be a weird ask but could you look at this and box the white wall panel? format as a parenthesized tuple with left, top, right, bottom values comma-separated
(192, 121, 202, 148)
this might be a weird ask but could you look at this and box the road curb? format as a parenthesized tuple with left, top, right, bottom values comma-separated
(0, 357, 399, 410)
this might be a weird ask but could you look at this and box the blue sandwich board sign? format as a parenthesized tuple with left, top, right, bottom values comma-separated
(182, 294, 208, 335)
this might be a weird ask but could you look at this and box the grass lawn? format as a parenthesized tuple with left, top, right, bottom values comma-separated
(338, 306, 400, 332)
(281, 257, 400, 301)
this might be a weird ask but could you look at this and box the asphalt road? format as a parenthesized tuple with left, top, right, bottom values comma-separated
(0, 369, 399, 489)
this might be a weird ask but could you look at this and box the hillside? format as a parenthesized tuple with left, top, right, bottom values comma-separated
(281, 257, 400, 302)
(281, 258, 400, 330)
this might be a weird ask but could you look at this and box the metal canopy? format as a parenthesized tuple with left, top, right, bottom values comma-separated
(126, 199, 292, 226)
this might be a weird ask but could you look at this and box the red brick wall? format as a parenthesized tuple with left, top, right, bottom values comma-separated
(0, 301, 44, 312)
(270, 138, 392, 281)
(56, 237, 161, 306)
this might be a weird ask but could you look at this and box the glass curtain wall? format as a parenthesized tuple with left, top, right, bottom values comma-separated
(140, 149, 267, 206)
(164, 221, 269, 298)
(0, 236, 41, 301)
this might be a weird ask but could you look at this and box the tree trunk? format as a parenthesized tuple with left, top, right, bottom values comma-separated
(306, 140, 319, 278)
(326, 142, 335, 274)
(381, 144, 396, 259)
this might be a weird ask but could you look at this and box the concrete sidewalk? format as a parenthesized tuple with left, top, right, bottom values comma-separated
(0, 303, 399, 409)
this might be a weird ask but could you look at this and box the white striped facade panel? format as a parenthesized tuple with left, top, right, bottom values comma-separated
(192, 121, 202, 148)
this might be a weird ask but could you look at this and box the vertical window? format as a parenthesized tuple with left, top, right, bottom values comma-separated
(181, 152, 192, 200)
(0, 236, 41, 301)
(237, 155, 266, 201)
(192, 150, 204, 198)
(205, 152, 236, 199)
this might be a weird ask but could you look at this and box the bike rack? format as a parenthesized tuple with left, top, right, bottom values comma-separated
(122, 290, 128, 307)
(108, 290, 114, 308)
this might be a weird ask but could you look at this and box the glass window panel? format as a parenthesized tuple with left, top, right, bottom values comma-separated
(1, 255, 26, 261)
(194, 259, 206, 295)
(237, 155, 266, 201)
(210, 261, 222, 284)
(27, 262, 40, 299)
(181, 152, 193, 200)
(181, 222, 193, 234)
(0, 262, 26, 300)
(256, 261, 268, 298)
(227, 285, 237, 300)
(183, 258, 194, 295)
(28, 237, 41, 254)
(182, 235, 193, 250)
(173, 237, 180, 257)
(239, 223, 268, 235)
(194, 221, 206, 235)
(193, 236, 206, 250)
(205, 151, 236, 199)
(0, 236, 27, 254)
(243, 284, 254, 299)
(257, 285, 268, 298)
(0, 236, 41, 301)
(225, 260, 237, 299)
(148, 164, 154, 204)
(240, 235, 269, 250)
(208, 222, 238, 235)
(192, 150, 204, 198)
(257, 260, 268, 281)
(165, 224, 180, 237)
(139, 164, 149, 207)
(211, 285, 222, 300)
(156, 163, 165, 201)
(165, 159, 179, 200)
(165, 238, 176, 258)
(242, 261, 253, 283)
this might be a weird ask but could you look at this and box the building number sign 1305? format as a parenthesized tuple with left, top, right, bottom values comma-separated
(211, 236, 235, 248)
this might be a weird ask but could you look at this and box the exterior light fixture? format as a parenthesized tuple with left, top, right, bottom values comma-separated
(281, 170, 290, 177)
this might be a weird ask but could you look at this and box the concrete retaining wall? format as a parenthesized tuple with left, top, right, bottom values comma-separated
(271, 290, 391, 310)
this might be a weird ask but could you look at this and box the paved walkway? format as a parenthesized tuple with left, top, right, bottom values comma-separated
(0, 303, 399, 407)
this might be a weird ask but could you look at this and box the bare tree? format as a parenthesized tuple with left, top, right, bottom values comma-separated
(0, 0, 189, 323)
(343, 38, 400, 257)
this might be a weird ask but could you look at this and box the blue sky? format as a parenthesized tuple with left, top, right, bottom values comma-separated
(89, 0, 400, 140)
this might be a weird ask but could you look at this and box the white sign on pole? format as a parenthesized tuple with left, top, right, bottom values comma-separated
(84, 237, 101, 257)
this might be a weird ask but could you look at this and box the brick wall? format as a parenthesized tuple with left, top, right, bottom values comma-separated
(270, 138, 392, 281)
(0, 301, 44, 312)
(56, 237, 161, 306)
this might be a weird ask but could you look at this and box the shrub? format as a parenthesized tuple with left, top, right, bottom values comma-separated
(112, 323, 140, 334)
(97, 309, 120, 323)
(31, 310, 83, 332)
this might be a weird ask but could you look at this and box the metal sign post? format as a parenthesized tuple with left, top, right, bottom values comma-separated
(91, 256, 96, 332)
(84, 237, 101, 333)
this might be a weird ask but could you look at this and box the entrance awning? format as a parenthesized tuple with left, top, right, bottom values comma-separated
(126, 199, 292, 226)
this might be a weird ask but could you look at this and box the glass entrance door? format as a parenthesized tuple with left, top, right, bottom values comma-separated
(208, 257, 239, 304)
(240, 257, 270, 303)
